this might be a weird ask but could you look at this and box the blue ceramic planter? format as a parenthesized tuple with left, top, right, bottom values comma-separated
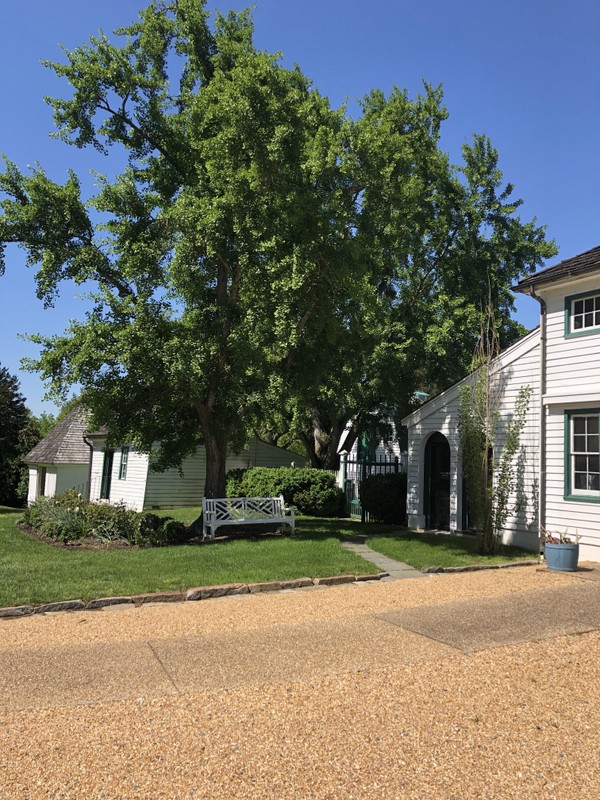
(545, 542, 579, 572)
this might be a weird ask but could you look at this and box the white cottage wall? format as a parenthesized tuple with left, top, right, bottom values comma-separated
(44, 469, 58, 499)
(89, 444, 149, 511)
(404, 329, 540, 551)
(537, 276, 600, 562)
(143, 452, 205, 509)
(143, 438, 303, 509)
(55, 464, 89, 497)
(27, 468, 39, 504)
(543, 275, 600, 399)
(406, 406, 460, 531)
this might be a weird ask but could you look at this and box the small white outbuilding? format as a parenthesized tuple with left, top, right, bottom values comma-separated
(23, 407, 91, 503)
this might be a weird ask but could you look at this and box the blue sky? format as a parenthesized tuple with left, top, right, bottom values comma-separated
(1, 0, 599, 415)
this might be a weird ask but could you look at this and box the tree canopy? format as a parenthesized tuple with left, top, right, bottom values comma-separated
(0, 0, 556, 497)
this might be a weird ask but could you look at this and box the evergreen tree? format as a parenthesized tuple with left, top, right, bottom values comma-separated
(0, 365, 31, 505)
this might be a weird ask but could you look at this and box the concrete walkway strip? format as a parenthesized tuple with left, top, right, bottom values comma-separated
(378, 582, 600, 653)
(0, 616, 458, 712)
(0, 641, 179, 712)
(340, 541, 427, 579)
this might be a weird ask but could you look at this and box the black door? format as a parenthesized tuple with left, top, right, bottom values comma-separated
(425, 433, 450, 530)
(100, 450, 114, 500)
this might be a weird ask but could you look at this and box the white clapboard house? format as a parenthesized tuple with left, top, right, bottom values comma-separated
(402, 244, 600, 563)
(25, 410, 305, 511)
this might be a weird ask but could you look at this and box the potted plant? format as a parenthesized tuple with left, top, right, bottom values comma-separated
(542, 527, 580, 572)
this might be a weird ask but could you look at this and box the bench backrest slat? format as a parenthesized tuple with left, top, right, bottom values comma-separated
(203, 495, 286, 522)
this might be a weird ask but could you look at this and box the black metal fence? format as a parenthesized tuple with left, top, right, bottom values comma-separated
(340, 454, 401, 521)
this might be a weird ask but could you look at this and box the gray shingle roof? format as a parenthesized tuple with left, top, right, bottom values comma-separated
(24, 407, 91, 465)
(516, 245, 600, 291)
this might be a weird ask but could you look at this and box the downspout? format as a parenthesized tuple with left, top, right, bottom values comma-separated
(83, 435, 94, 501)
(528, 286, 546, 553)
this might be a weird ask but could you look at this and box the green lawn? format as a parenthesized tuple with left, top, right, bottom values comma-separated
(368, 530, 537, 570)
(0, 506, 537, 608)
(0, 506, 380, 607)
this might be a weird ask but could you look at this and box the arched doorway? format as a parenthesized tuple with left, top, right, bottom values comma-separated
(424, 432, 450, 530)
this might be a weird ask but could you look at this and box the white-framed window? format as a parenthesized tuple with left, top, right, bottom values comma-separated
(567, 292, 600, 335)
(569, 413, 600, 496)
(118, 446, 129, 480)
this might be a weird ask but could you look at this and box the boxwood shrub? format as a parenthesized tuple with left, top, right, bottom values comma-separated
(225, 466, 342, 517)
(359, 472, 407, 524)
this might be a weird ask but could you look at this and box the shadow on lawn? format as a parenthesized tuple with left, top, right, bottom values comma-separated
(195, 517, 400, 545)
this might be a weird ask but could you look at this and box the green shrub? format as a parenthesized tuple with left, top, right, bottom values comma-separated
(359, 472, 407, 524)
(226, 467, 342, 517)
(225, 468, 248, 498)
(22, 492, 190, 547)
(22, 491, 89, 542)
(85, 502, 139, 544)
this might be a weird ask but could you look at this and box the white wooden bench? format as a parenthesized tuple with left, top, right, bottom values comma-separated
(202, 495, 296, 540)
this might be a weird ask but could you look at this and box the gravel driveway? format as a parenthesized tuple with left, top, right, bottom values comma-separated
(1, 566, 599, 799)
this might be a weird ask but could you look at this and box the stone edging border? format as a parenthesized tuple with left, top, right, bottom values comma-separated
(421, 559, 539, 574)
(0, 572, 389, 619)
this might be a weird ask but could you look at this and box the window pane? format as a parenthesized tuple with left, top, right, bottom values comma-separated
(589, 473, 600, 491)
(573, 435, 586, 452)
(595, 311, 600, 326)
(585, 312, 594, 327)
(574, 472, 587, 490)
(588, 436, 600, 453)
(589, 455, 600, 473)
(574, 300, 584, 315)
(573, 316, 583, 330)
(573, 418, 586, 434)
(574, 455, 588, 472)
(588, 416, 599, 434)
(585, 298, 594, 313)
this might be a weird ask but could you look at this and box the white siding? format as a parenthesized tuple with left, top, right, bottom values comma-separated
(88, 447, 104, 503)
(89, 444, 149, 512)
(109, 448, 149, 511)
(406, 404, 461, 530)
(27, 463, 88, 504)
(55, 464, 89, 497)
(143, 438, 305, 509)
(543, 405, 600, 562)
(144, 452, 205, 509)
(234, 439, 306, 470)
(45, 468, 58, 498)
(543, 275, 600, 401)
(536, 275, 600, 561)
(27, 468, 39, 505)
(404, 330, 541, 552)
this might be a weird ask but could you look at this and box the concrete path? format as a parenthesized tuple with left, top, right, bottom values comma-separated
(341, 539, 427, 579)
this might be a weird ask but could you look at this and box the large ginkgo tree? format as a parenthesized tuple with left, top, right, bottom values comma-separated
(0, 1, 555, 497)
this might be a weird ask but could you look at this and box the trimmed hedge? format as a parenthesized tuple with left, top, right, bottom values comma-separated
(226, 467, 342, 517)
(22, 490, 189, 547)
(359, 472, 407, 524)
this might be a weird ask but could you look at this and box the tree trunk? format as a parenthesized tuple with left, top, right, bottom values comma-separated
(187, 404, 229, 538)
(300, 410, 355, 471)
(203, 428, 228, 499)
